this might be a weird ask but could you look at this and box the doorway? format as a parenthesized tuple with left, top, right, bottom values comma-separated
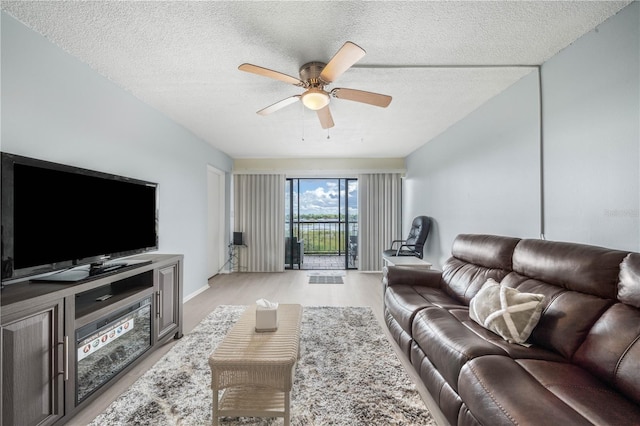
(207, 165, 226, 277)
(285, 178, 358, 270)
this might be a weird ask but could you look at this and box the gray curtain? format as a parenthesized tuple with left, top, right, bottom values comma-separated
(358, 173, 402, 271)
(233, 174, 285, 272)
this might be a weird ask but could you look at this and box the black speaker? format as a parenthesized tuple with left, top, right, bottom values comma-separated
(233, 232, 243, 246)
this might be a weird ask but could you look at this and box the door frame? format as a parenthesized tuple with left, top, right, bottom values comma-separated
(285, 177, 358, 270)
(207, 165, 226, 276)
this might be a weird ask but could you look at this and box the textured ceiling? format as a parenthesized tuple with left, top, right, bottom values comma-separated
(1, 1, 631, 159)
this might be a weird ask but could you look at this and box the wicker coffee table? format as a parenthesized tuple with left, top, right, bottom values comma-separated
(208, 304, 303, 426)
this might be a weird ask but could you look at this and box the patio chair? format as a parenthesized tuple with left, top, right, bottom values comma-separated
(348, 235, 358, 267)
(285, 236, 304, 269)
(382, 216, 431, 259)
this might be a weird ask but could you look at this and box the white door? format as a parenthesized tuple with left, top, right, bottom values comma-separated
(207, 165, 225, 277)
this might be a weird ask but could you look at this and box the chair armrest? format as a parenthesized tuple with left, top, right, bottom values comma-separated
(394, 243, 419, 256)
(389, 239, 407, 249)
(383, 265, 443, 289)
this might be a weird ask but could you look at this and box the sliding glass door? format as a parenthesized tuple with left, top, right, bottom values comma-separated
(285, 178, 358, 270)
(284, 180, 300, 269)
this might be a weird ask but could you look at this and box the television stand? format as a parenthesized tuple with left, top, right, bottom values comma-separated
(1, 253, 183, 426)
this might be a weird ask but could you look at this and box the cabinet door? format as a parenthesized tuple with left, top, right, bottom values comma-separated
(156, 264, 178, 339)
(1, 301, 65, 426)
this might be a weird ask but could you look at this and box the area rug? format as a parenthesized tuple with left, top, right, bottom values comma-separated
(308, 275, 343, 284)
(306, 270, 346, 277)
(89, 305, 435, 425)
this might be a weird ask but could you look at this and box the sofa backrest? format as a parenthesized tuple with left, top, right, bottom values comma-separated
(442, 234, 520, 304)
(572, 253, 640, 405)
(443, 233, 640, 404)
(507, 239, 628, 359)
(511, 239, 626, 299)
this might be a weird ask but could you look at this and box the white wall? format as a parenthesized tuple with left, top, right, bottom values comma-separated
(1, 12, 233, 298)
(405, 71, 541, 267)
(405, 2, 639, 268)
(542, 2, 639, 250)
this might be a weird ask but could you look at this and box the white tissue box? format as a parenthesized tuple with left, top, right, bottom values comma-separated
(255, 305, 278, 332)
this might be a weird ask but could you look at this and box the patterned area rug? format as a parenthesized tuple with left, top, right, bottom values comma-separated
(89, 306, 435, 425)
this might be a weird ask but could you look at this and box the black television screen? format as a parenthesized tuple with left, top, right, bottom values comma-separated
(1, 153, 158, 282)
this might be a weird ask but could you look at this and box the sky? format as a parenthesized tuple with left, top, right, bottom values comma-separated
(290, 179, 358, 216)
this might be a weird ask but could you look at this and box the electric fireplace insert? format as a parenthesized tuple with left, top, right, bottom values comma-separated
(75, 296, 152, 403)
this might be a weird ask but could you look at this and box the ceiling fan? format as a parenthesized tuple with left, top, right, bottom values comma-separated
(238, 41, 392, 129)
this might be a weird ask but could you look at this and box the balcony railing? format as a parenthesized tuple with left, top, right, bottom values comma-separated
(289, 220, 358, 255)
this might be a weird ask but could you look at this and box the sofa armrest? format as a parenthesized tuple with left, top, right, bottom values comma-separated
(383, 265, 443, 289)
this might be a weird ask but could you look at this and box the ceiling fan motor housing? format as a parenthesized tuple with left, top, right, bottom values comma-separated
(299, 62, 327, 87)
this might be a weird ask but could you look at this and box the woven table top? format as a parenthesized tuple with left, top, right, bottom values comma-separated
(209, 304, 303, 368)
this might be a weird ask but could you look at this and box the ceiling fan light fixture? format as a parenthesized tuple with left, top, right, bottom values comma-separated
(301, 88, 330, 110)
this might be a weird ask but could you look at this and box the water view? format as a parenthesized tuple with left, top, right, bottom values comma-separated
(285, 178, 358, 269)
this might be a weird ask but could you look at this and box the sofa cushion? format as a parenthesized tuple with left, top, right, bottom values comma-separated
(410, 341, 463, 426)
(469, 278, 544, 344)
(383, 265, 443, 289)
(412, 307, 506, 391)
(451, 234, 521, 270)
(383, 266, 461, 342)
(530, 288, 613, 359)
(512, 238, 628, 299)
(413, 285, 466, 310)
(442, 258, 513, 305)
(384, 307, 413, 356)
(384, 285, 462, 335)
(383, 286, 430, 334)
(517, 358, 640, 425)
(511, 237, 629, 366)
(573, 303, 640, 405)
(619, 252, 640, 308)
(458, 355, 594, 426)
(450, 309, 566, 362)
(442, 234, 520, 304)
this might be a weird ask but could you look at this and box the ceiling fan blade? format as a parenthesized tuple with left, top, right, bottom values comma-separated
(319, 41, 366, 84)
(316, 105, 335, 129)
(257, 95, 300, 116)
(331, 88, 392, 108)
(239, 63, 304, 86)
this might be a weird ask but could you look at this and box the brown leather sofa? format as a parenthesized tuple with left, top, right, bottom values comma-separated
(383, 234, 640, 425)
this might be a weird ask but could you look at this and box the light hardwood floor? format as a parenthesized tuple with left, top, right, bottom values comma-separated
(68, 270, 447, 426)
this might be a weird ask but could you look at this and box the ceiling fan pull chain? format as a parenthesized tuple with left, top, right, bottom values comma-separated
(301, 103, 305, 141)
(327, 129, 331, 140)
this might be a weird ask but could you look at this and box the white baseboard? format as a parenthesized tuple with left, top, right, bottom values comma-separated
(210, 268, 232, 278)
(183, 283, 210, 303)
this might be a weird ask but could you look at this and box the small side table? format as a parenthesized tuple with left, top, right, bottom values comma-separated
(382, 255, 432, 269)
(228, 243, 247, 271)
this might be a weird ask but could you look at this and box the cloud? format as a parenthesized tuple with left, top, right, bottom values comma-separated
(294, 179, 358, 216)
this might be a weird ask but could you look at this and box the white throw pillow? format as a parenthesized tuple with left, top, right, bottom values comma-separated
(469, 278, 545, 344)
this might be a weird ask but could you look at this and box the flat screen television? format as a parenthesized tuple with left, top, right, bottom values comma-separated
(1, 153, 158, 283)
